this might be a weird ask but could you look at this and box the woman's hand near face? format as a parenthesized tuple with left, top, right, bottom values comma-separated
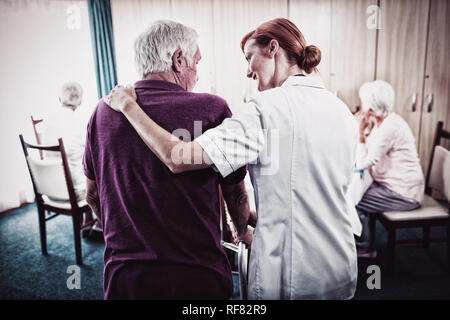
(354, 110, 372, 144)
(104, 84, 137, 112)
(355, 111, 371, 135)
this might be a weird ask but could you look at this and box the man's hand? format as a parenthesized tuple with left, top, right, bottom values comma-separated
(86, 177, 101, 220)
(237, 225, 254, 248)
(248, 210, 257, 228)
(104, 84, 137, 112)
(221, 180, 255, 247)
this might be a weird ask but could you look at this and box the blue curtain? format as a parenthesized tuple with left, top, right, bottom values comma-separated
(88, 0, 117, 98)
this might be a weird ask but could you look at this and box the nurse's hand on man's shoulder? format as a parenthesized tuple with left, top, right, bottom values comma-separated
(103, 84, 137, 113)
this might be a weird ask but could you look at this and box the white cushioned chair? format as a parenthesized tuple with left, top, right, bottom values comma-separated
(20, 134, 95, 265)
(371, 121, 450, 274)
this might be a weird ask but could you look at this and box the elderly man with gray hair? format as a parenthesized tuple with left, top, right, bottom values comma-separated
(43, 82, 102, 239)
(84, 20, 253, 299)
(354, 80, 425, 257)
(43, 82, 85, 196)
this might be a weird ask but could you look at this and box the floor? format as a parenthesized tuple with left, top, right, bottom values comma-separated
(0, 203, 449, 300)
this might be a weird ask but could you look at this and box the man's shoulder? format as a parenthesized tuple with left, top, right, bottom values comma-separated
(178, 92, 232, 121)
(187, 92, 229, 110)
(86, 99, 108, 129)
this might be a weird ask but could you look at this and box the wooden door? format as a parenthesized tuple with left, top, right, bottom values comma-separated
(330, 0, 378, 111)
(289, 0, 332, 90)
(419, 0, 450, 171)
(376, 0, 429, 151)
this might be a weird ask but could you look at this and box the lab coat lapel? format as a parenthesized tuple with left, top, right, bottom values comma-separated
(281, 75, 326, 89)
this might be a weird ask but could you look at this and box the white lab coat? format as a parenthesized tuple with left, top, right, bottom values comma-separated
(196, 75, 358, 299)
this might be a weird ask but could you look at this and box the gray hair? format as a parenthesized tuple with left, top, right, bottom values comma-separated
(359, 80, 395, 118)
(59, 82, 82, 107)
(134, 20, 198, 78)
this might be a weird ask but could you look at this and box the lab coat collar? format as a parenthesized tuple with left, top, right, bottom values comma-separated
(281, 75, 326, 89)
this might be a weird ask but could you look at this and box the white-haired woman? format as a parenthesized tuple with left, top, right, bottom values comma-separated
(43, 82, 102, 239)
(43, 82, 84, 194)
(355, 80, 424, 257)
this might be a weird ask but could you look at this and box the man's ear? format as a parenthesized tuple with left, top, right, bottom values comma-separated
(268, 39, 279, 58)
(172, 48, 184, 73)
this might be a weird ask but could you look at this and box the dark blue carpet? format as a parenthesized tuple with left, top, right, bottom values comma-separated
(354, 221, 450, 299)
(1, 203, 449, 299)
(0, 203, 104, 299)
(0, 203, 240, 300)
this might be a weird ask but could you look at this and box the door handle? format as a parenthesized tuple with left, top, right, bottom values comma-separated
(411, 93, 417, 112)
(426, 93, 433, 113)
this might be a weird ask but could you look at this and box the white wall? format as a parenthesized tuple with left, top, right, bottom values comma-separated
(0, 0, 326, 211)
(111, 0, 290, 211)
(111, 0, 288, 113)
(111, 0, 217, 98)
(0, 0, 97, 211)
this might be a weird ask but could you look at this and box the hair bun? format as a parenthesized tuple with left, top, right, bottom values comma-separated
(299, 45, 321, 74)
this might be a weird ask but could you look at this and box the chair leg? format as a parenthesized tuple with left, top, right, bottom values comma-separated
(369, 214, 377, 250)
(447, 223, 450, 274)
(72, 212, 82, 265)
(37, 204, 47, 255)
(387, 228, 396, 275)
(423, 226, 430, 248)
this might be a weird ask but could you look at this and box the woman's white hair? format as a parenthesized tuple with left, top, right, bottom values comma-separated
(59, 82, 83, 107)
(135, 20, 198, 78)
(359, 80, 395, 117)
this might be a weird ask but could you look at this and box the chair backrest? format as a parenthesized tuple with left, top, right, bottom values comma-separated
(428, 146, 450, 201)
(31, 116, 44, 160)
(26, 156, 70, 200)
(19, 134, 79, 208)
(425, 121, 450, 201)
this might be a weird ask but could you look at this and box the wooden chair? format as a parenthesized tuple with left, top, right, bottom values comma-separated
(19, 134, 95, 265)
(371, 121, 450, 274)
(30, 116, 44, 160)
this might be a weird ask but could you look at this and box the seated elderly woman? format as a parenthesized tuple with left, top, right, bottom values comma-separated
(354, 80, 425, 257)
(43, 82, 85, 197)
(43, 82, 102, 240)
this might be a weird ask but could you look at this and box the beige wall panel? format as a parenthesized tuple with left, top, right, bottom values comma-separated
(419, 0, 450, 171)
(211, 0, 288, 113)
(330, 0, 377, 111)
(377, 0, 429, 152)
(289, 0, 332, 90)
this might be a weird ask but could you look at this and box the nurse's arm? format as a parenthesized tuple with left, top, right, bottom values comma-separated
(106, 84, 265, 177)
(107, 94, 212, 174)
